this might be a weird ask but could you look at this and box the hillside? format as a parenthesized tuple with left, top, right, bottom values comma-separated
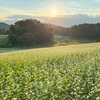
(0, 35, 9, 47)
(0, 43, 100, 99)
(0, 22, 10, 30)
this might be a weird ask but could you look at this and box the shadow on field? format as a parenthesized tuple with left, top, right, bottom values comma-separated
(0, 47, 27, 53)
(0, 40, 94, 54)
(0, 44, 54, 53)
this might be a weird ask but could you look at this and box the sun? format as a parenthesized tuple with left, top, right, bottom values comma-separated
(51, 9, 57, 17)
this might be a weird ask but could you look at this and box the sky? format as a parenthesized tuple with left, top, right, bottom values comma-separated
(0, 0, 100, 26)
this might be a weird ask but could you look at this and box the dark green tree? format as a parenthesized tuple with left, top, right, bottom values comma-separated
(0, 28, 6, 34)
(66, 23, 100, 41)
(19, 33, 35, 48)
(8, 19, 54, 46)
(8, 34, 18, 46)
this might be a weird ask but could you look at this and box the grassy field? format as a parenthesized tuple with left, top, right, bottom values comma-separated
(0, 43, 100, 100)
(53, 35, 92, 46)
(0, 35, 8, 47)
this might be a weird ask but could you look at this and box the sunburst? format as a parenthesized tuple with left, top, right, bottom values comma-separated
(51, 9, 57, 17)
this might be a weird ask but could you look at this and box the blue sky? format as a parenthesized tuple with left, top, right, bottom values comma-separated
(0, 0, 100, 25)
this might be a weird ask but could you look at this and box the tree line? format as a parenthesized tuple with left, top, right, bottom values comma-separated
(66, 23, 100, 41)
(2, 19, 100, 47)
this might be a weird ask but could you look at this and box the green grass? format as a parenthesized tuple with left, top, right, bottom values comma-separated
(53, 35, 93, 46)
(0, 43, 100, 100)
(0, 35, 9, 47)
(54, 37, 92, 46)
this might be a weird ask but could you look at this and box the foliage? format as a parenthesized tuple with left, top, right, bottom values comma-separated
(18, 33, 35, 48)
(0, 35, 9, 47)
(0, 43, 100, 99)
(96, 38, 100, 42)
(66, 23, 100, 40)
(8, 19, 66, 47)
(8, 34, 18, 46)
(53, 35, 92, 46)
(8, 19, 58, 46)
(0, 28, 6, 34)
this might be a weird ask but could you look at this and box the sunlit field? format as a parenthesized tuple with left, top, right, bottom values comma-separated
(0, 43, 100, 100)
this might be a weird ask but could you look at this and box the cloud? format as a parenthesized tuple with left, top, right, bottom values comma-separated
(0, 16, 11, 21)
(86, 8, 100, 17)
(64, 7, 100, 17)
(0, 6, 36, 16)
(2, 14, 100, 27)
(95, 0, 100, 3)
(40, 14, 100, 27)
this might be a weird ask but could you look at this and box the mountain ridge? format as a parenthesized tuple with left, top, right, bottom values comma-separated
(2, 14, 100, 27)
(0, 22, 10, 30)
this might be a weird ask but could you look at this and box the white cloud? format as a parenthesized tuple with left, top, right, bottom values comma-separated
(95, 0, 100, 3)
(64, 7, 100, 17)
(0, 16, 10, 21)
(86, 8, 100, 17)
(0, 6, 36, 17)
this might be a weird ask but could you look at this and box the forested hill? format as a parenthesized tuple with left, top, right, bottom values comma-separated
(0, 22, 10, 30)
(66, 23, 100, 41)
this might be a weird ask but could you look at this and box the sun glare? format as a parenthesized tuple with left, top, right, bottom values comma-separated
(51, 9, 57, 17)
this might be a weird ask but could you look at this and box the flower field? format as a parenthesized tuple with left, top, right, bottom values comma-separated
(0, 43, 100, 100)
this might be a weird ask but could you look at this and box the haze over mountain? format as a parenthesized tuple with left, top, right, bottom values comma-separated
(0, 22, 10, 30)
(0, 0, 100, 27)
(3, 14, 100, 27)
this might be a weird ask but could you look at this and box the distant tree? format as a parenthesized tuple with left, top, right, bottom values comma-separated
(66, 23, 100, 41)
